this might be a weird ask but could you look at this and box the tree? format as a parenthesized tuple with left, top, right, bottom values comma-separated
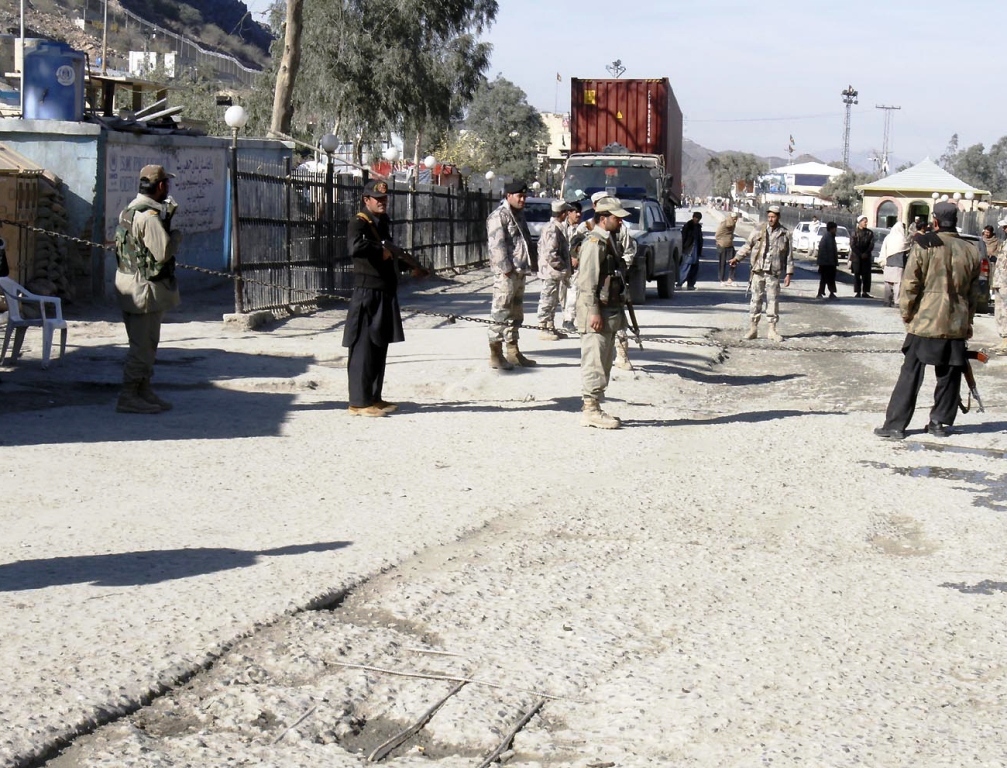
(939, 133, 959, 171)
(461, 76, 547, 180)
(269, 0, 303, 136)
(819, 171, 876, 211)
(280, 0, 497, 159)
(705, 152, 767, 197)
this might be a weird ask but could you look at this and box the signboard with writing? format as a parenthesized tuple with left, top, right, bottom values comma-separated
(104, 144, 226, 242)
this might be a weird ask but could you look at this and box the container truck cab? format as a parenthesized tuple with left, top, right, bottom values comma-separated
(560, 146, 677, 225)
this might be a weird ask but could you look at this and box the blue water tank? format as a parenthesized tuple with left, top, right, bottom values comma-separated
(22, 41, 85, 121)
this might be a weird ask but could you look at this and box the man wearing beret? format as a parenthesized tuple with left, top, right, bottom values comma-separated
(875, 201, 981, 439)
(576, 196, 631, 429)
(730, 205, 792, 341)
(342, 179, 426, 417)
(536, 198, 573, 340)
(113, 164, 181, 414)
(486, 180, 536, 369)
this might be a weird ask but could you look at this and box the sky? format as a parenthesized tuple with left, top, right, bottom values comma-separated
(471, 0, 1001, 166)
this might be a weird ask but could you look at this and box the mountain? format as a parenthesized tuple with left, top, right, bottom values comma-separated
(682, 141, 830, 197)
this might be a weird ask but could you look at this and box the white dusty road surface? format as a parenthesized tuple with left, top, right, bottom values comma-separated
(3, 211, 1007, 767)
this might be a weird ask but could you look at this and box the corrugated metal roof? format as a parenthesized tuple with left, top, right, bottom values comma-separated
(0, 143, 43, 174)
(856, 158, 989, 195)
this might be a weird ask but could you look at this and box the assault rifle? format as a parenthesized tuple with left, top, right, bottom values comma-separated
(624, 298, 643, 349)
(959, 348, 989, 414)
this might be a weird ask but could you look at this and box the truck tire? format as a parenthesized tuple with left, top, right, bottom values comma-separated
(629, 261, 647, 305)
(656, 271, 674, 299)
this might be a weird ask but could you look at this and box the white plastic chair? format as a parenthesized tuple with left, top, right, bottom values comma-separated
(0, 276, 68, 368)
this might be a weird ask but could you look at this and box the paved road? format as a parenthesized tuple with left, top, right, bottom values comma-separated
(3, 217, 1006, 767)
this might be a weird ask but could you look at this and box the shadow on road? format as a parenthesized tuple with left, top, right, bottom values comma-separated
(0, 541, 353, 591)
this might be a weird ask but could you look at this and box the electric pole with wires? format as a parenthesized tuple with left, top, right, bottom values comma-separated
(841, 85, 858, 170)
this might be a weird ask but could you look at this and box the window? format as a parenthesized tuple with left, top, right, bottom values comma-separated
(876, 201, 899, 228)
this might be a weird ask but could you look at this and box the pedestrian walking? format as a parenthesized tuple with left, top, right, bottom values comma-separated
(113, 164, 181, 414)
(715, 212, 740, 285)
(815, 221, 840, 300)
(576, 196, 631, 429)
(537, 199, 573, 340)
(850, 215, 875, 297)
(874, 202, 981, 440)
(980, 224, 1000, 263)
(343, 179, 427, 417)
(879, 222, 909, 307)
(486, 180, 536, 370)
(730, 205, 792, 341)
(992, 219, 1007, 353)
(677, 211, 703, 290)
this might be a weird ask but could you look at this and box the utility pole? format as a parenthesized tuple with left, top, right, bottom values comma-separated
(875, 104, 901, 175)
(841, 85, 858, 170)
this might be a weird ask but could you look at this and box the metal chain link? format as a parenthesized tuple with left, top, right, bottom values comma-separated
(1, 218, 902, 354)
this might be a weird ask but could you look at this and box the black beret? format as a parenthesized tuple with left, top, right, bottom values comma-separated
(504, 180, 528, 195)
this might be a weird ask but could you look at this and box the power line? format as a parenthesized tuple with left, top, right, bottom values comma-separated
(688, 110, 870, 124)
(876, 104, 901, 175)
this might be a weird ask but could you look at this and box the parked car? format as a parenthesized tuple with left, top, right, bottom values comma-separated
(791, 221, 817, 254)
(522, 197, 555, 243)
(578, 199, 682, 304)
(867, 227, 889, 273)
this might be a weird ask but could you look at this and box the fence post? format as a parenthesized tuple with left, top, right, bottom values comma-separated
(448, 186, 456, 270)
(325, 160, 335, 293)
(284, 155, 292, 305)
(407, 174, 416, 255)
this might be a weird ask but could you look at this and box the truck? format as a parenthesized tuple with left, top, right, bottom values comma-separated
(561, 78, 684, 303)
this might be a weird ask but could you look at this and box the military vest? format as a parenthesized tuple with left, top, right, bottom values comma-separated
(115, 202, 174, 282)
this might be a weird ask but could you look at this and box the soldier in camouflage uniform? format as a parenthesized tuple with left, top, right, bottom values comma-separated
(994, 218, 1007, 353)
(114, 164, 181, 414)
(486, 180, 536, 370)
(576, 196, 631, 429)
(730, 204, 792, 342)
(537, 199, 573, 340)
(560, 202, 582, 332)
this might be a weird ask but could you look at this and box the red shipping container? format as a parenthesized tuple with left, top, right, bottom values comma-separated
(570, 78, 683, 203)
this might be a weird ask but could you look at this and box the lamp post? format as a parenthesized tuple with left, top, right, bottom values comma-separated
(224, 104, 248, 313)
(320, 133, 338, 294)
(423, 154, 437, 185)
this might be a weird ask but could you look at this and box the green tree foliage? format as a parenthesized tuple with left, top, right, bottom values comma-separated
(819, 171, 876, 211)
(705, 152, 768, 197)
(938, 135, 1007, 196)
(289, 0, 497, 157)
(459, 76, 547, 180)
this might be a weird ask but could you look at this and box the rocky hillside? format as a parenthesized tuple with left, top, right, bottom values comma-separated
(683, 140, 826, 197)
(0, 0, 272, 70)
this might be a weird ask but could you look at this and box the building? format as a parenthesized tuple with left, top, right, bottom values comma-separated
(758, 161, 845, 206)
(855, 158, 990, 228)
(538, 112, 571, 192)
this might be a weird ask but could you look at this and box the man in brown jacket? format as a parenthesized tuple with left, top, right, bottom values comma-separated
(874, 201, 981, 439)
(715, 212, 740, 285)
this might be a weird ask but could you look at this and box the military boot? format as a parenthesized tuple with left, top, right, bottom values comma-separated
(116, 382, 162, 414)
(538, 322, 562, 341)
(581, 396, 621, 429)
(138, 378, 172, 411)
(743, 320, 759, 340)
(614, 337, 634, 370)
(767, 323, 783, 342)
(489, 341, 514, 370)
(505, 342, 537, 367)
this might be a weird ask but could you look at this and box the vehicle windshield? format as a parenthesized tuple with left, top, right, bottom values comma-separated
(562, 159, 659, 202)
(836, 227, 850, 237)
(522, 203, 552, 223)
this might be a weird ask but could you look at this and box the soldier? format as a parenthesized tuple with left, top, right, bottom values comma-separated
(730, 204, 792, 341)
(537, 199, 573, 340)
(874, 201, 981, 439)
(994, 218, 1007, 353)
(560, 202, 582, 332)
(576, 196, 631, 429)
(486, 180, 536, 370)
(715, 211, 740, 285)
(113, 164, 181, 414)
(343, 179, 427, 417)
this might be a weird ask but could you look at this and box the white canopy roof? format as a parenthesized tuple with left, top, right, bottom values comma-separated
(856, 158, 989, 196)
(768, 161, 845, 177)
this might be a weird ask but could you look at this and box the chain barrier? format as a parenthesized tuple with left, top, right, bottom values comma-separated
(1, 218, 904, 355)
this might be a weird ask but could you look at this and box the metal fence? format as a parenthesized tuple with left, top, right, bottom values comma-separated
(234, 159, 497, 313)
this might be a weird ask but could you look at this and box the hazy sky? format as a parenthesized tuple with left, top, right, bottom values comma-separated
(478, 0, 998, 164)
(243, 0, 998, 165)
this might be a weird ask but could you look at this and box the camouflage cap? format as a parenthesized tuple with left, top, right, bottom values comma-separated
(594, 196, 630, 218)
(767, 205, 781, 214)
(139, 165, 174, 183)
(551, 199, 573, 214)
